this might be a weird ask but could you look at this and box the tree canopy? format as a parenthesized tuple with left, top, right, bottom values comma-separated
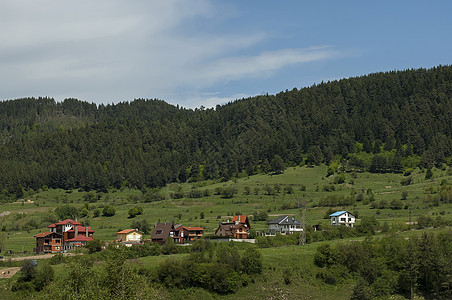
(0, 66, 451, 196)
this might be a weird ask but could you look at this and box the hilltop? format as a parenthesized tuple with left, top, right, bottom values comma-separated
(0, 65, 451, 198)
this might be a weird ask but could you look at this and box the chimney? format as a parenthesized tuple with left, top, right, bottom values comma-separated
(75, 225, 78, 237)
(86, 225, 88, 237)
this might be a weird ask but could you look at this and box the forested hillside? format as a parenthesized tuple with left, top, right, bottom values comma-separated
(0, 66, 451, 198)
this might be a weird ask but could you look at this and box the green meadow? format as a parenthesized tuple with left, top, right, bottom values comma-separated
(1, 165, 451, 254)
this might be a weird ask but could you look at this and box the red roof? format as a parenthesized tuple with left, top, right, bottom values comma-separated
(67, 225, 94, 233)
(34, 232, 53, 238)
(232, 215, 247, 223)
(53, 219, 82, 226)
(47, 224, 56, 228)
(65, 235, 94, 242)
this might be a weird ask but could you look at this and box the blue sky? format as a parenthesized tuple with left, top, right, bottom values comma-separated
(1, 1, 451, 108)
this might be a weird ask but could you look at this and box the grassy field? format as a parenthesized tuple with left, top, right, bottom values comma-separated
(0, 165, 451, 254)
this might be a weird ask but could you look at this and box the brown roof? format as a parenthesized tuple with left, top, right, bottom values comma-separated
(215, 223, 247, 236)
(34, 231, 63, 238)
(34, 232, 53, 238)
(151, 222, 174, 242)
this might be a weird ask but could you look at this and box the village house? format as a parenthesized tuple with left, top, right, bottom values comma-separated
(329, 211, 355, 227)
(116, 229, 143, 247)
(150, 222, 174, 245)
(215, 215, 251, 239)
(35, 219, 95, 253)
(173, 225, 204, 244)
(34, 232, 63, 253)
(267, 215, 303, 234)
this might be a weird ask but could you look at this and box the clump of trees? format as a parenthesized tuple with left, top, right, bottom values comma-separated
(12, 260, 54, 294)
(157, 241, 263, 294)
(314, 231, 452, 300)
(40, 248, 158, 299)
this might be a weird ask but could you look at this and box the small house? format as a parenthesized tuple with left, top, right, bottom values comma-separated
(117, 229, 143, 246)
(329, 211, 355, 227)
(267, 215, 303, 234)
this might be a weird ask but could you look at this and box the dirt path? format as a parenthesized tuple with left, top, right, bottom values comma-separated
(0, 267, 20, 279)
(0, 252, 77, 262)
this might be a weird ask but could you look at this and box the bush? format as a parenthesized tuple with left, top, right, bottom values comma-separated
(102, 206, 116, 217)
(49, 253, 65, 265)
(334, 173, 346, 184)
(400, 176, 412, 186)
(93, 209, 100, 218)
(253, 210, 268, 221)
(128, 206, 143, 218)
(314, 244, 338, 268)
(85, 239, 103, 254)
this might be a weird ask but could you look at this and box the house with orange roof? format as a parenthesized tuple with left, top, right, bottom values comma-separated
(117, 229, 143, 246)
(173, 225, 204, 243)
(35, 219, 95, 253)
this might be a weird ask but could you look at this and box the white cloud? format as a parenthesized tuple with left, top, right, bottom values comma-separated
(0, 0, 339, 107)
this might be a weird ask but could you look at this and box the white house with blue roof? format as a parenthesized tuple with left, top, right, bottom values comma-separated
(329, 211, 355, 227)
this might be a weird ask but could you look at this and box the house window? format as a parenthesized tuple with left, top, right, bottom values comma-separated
(55, 239, 60, 244)
(348, 218, 352, 222)
(340, 218, 346, 222)
(45, 239, 50, 244)
(56, 246, 60, 250)
(156, 230, 163, 235)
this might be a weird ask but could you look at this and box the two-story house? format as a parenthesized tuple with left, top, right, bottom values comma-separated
(329, 211, 355, 227)
(215, 215, 251, 239)
(267, 215, 303, 234)
(35, 219, 95, 253)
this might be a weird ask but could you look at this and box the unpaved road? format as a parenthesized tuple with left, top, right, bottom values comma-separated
(0, 252, 77, 262)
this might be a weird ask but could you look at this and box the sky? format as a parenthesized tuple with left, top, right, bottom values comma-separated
(1, 1, 451, 108)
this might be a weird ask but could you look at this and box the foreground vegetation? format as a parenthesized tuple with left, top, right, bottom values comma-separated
(1, 229, 450, 300)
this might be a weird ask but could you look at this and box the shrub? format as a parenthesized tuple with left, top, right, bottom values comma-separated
(102, 206, 116, 217)
(400, 176, 412, 186)
(128, 206, 143, 218)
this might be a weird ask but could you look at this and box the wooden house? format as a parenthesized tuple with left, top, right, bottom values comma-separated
(151, 222, 174, 244)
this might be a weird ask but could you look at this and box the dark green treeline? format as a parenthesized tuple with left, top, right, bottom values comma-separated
(0, 66, 451, 195)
